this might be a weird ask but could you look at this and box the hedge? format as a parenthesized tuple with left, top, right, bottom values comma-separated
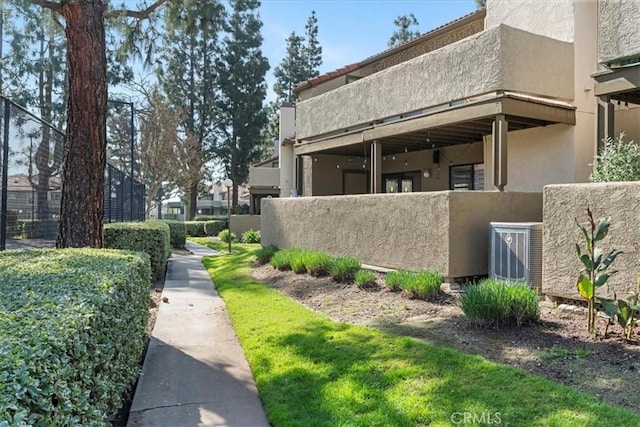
(19, 219, 58, 240)
(161, 220, 187, 249)
(0, 248, 150, 425)
(184, 221, 206, 237)
(104, 221, 170, 281)
(204, 220, 225, 237)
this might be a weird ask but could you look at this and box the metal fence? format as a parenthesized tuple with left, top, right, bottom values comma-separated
(0, 95, 145, 250)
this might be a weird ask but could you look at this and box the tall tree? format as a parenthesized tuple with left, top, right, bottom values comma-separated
(388, 13, 420, 47)
(158, 0, 223, 220)
(31, 0, 171, 248)
(302, 10, 322, 79)
(475, 0, 487, 9)
(215, 0, 269, 210)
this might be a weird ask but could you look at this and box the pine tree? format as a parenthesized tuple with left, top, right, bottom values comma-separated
(215, 0, 269, 210)
(273, 32, 306, 103)
(303, 10, 322, 79)
(388, 13, 421, 47)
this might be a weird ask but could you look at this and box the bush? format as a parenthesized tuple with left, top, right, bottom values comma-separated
(218, 229, 237, 244)
(235, 204, 250, 215)
(184, 221, 206, 237)
(19, 219, 58, 239)
(194, 215, 226, 222)
(270, 247, 302, 271)
(385, 270, 413, 292)
(241, 229, 261, 244)
(303, 251, 333, 277)
(400, 270, 443, 300)
(0, 248, 150, 426)
(591, 133, 640, 182)
(354, 270, 377, 289)
(161, 219, 187, 249)
(204, 220, 225, 237)
(330, 256, 361, 283)
(460, 278, 539, 327)
(104, 221, 170, 281)
(6, 209, 19, 237)
(255, 245, 278, 264)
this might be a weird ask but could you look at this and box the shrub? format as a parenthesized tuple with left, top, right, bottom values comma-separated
(460, 278, 539, 327)
(591, 133, 640, 182)
(218, 229, 237, 243)
(6, 209, 19, 237)
(330, 256, 361, 283)
(400, 270, 443, 300)
(104, 221, 170, 281)
(354, 270, 377, 289)
(184, 221, 206, 237)
(194, 215, 226, 222)
(161, 219, 187, 249)
(385, 270, 413, 292)
(255, 245, 278, 264)
(303, 251, 333, 277)
(204, 220, 225, 237)
(0, 248, 150, 426)
(235, 204, 250, 215)
(241, 229, 261, 244)
(19, 219, 58, 239)
(270, 247, 302, 271)
(290, 250, 309, 274)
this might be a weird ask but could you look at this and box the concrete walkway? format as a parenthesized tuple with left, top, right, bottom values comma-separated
(128, 242, 269, 427)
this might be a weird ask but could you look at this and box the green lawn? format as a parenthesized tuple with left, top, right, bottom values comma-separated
(193, 239, 640, 427)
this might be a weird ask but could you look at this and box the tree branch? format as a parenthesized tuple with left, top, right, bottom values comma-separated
(111, 0, 171, 20)
(31, 0, 62, 13)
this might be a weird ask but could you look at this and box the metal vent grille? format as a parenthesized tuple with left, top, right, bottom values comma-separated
(490, 222, 543, 289)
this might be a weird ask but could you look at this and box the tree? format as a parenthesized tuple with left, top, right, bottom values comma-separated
(388, 13, 420, 48)
(475, 0, 487, 9)
(303, 10, 322, 79)
(158, 0, 224, 220)
(31, 0, 171, 248)
(215, 0, 269, 210)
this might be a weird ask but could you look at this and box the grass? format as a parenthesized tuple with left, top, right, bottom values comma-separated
(195, 240, 639, 426)
(354, 270, 377, 289)
(329, 256, 361, 283)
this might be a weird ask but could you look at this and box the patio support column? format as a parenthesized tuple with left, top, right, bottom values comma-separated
(492, 114, 508, 191)
(370, 141, 382, 193)
(596, 95, 614, 154)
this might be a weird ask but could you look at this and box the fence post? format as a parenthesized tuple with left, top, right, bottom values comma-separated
(0, 100, 10, 251)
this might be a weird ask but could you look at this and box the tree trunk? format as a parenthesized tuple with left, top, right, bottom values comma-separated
(188, 183, 197, 220)
(56, 0, 107, 248)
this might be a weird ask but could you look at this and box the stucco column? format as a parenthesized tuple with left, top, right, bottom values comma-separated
(596, 96, 614, 154)
(370, 141, 382, 193)
(492, 114, 508, 191)
(279, 103, 295, 197)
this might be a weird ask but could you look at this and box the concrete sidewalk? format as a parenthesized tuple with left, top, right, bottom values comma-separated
(127, 242, 269, 427)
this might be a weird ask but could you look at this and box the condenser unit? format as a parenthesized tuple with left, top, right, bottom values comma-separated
(489, 222, 543, 289)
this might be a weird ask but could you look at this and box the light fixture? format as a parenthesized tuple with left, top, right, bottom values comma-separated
(348, 157, 352, 162)
(404, 160, 408, 166)
(314, 157, 318, 162)
(223, 178, 233, 253)
(404, 147, 408, 153)
(392, 155, 396, 160)
(423, 170, 431, 178)
(383, 156, 386, 161)
(336, 164, 340, 168)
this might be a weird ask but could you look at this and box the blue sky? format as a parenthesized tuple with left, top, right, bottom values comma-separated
(259, 0, 478, 101)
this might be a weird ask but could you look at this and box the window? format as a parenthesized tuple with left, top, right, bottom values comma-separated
(450, 163, 484, 191)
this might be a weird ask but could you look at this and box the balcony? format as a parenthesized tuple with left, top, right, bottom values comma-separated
(296, 24, 574, 141)
(249, 167, 280, 189)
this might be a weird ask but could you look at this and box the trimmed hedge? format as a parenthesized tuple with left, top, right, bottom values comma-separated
(161, 220, 187, 249)
(0, 248, 150, 425)
(204, 220, 225, 237)
(184, 221, 206, 237)
(19, 219, 58, 240)
(104, 221, 170, 281)
(194, 215, 226, 222)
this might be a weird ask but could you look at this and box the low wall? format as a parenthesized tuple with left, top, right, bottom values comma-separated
(543, 183, 640, 300)
(261, 191, 542, 279)
(229, 215, 260, 236)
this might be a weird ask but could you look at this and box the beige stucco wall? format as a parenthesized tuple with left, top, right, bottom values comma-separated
(543, 183, 640, 300)
(599, 0, 640, 64)
(261, 192, 542, 278)
(615, 106, 640, 143)
(296, 25, 574, 140)
(229, 215, 261, 236)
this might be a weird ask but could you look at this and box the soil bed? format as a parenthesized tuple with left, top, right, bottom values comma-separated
(252, 263, 640, 414)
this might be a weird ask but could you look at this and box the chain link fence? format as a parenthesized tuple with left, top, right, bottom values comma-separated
(0, 95, 145, 250)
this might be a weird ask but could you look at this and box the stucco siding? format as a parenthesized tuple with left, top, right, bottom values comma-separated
(261, 192, 542, 278)
(543, 182, 640, 300)
(229, 215, 261, 236)
(486, 0, 575, 42)
(615, 106, 640, 144)
(296, 25, 574, 140)
(599, 0, 640, 63)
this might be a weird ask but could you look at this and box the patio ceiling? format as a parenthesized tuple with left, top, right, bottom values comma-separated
(294, 93, 576, 158)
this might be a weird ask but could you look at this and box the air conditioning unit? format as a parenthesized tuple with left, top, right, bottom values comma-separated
(489, 222, 543, 290)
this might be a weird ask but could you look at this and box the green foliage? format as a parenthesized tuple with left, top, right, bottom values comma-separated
(204, 220, 225, 236)
(162, 219, 187, 248)
(184, 221, 206, 237)
(400, 270, 443, 300)
(388, 13, 421, 48)
(255, 245, 278, 264)
(329, 256, 361, 283)
(235, 204, 250, 215)
(385, 270, 414, 292)
(19, 219, 58, 240)
(591, 133, 640, 182)
(0, 248, 150, 426)
(460, 279, 539, 327)
(270, 247, 302, 271)
(104, 221, 171, 281)
(241, 229, 261, 244)
(575, 207, 622, 335)
(6, 210, 19, 237)
(303, 251, 333, 277)
(290, 250, 309, 274)
(194, 215, 227, 222)
(354, 270, 377, 289)
(600, 275, 640, 340)
(218, 229, 237, 244)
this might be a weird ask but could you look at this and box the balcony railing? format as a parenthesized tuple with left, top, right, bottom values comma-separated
(249, 167, 280, 189)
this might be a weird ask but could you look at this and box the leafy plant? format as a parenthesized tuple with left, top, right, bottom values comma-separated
(329, 256, 361, 283)
(242, 229, 261, 244)
(255, 245, 278, 264)
(590, 132, 640, 182)
(460, 279, 539, 327)
(218, 229, 237, 244)
(303, 251, 333, 277)
(204, 220, 226, 237)
(162, 219, 187, 248)
(599, 274, 640, 340)
(354, 270, 377, 289)
(539, 345, 590, 361)
(575, 207, 622, 335)
(184, 221, 206, 237)
(400, 270, 443, 300)
(290, 250, 309, 274)
(270, 248, 303, 271)
(385, 270, 413, 292)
